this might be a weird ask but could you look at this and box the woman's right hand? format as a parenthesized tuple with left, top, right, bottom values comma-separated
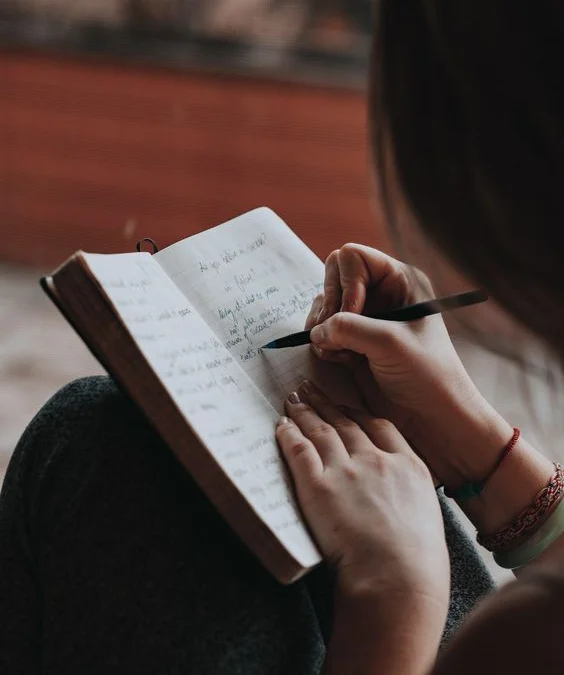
(307, 244, 514, 490)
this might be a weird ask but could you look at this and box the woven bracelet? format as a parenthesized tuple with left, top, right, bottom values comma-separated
(478, 463, 564, 552)
(494, 494, 564, 569)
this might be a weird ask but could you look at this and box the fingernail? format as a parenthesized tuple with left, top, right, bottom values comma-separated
(310, 325, 325, 345)
(299, 380, 312, 395)
(312, 345, 325, 359)
(278, 416, 291, 427)
(288, 392, 301, 405)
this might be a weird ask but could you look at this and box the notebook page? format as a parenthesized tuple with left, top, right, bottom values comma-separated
(155, 208, 363, 412)
(83, 252, 321, 569)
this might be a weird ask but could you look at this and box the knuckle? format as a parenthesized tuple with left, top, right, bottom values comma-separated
(307, 423, 335, 441)
(410, 452, 430, 476)
(314, 293, 325, 306)
(311, 476, 338, 498)
(324, 279, 340, 294)
(330, 313, 349, 333)
(370, 418, 397, 436)
(333, 418, 358, 434)
(365, 449, 386, 467)
(287, 439, 311, 457)
(341, 463, 360, 481)
(407, 265, 434, 296)
(327, 313, 353, 342)
(340, 242, 360, 256)
(326, 249, 340, 264)
(410, 265, 432, 285)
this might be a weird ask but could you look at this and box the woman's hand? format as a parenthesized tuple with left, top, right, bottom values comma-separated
(276, 380, 450, 607)
(306, 244, 514, 490)
(277, 380, 450, 675)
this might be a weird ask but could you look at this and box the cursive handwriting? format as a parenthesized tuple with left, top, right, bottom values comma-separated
(84, 251, 315, 551)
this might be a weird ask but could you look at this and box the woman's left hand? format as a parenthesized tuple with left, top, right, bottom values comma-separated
(276, 380, 450, 608)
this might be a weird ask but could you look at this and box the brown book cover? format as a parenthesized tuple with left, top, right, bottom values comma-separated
(41, 208, 359, 583)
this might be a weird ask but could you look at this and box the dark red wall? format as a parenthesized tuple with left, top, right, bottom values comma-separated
(0, 50, 390, 267)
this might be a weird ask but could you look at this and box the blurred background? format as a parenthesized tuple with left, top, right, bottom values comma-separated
(1, 2, 564, 583)
(0, 0, 382, 482)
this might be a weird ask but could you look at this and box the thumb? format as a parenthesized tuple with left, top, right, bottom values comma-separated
(310, 312, 402, 357)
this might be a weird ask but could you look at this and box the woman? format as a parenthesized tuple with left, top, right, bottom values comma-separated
(1, 0, 562, 673)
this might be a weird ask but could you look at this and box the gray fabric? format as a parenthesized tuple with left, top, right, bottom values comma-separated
(0, 376, 494, 674)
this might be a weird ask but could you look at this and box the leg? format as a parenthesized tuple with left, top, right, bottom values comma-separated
(439, 494, 494, 639)
(0, 377, 493, 674)
(0, 377, 327, 675)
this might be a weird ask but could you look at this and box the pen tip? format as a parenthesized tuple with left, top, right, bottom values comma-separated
(262, 340, 276, 350)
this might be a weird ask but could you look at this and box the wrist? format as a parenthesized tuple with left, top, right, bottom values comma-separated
(417, 386, 555, 534)
(330, 577, 446, 675)
(335, 563, 449, 621)
(463, 437, 555, 536)
(410, 380, 514, 488)
(420, 387, 555, 535)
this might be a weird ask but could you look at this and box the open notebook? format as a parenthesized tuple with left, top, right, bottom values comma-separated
(42, 208, 361, 583)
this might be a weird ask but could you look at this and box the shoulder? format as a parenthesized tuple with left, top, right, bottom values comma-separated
(433, 561, 564, 675)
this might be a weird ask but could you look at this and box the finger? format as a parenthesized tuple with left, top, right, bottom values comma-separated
(319, 250, 342, 322)
(311, 345, 358, 365)
(297, 380, 370, 452)
(276, 417, 323, 479)
(305, 293, 325, 331)
(337, 244, 409, 312)
(341, 409, 412, 455)
(285, 391, 349, 465)
(310, 311, 403, 356)
(337, 246, 369, 314)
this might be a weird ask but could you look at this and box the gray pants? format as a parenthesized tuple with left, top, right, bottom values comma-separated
(0, 377, 494, 674)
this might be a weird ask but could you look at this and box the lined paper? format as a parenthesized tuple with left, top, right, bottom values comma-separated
(155, 208, 363, 412)
(83, 251, 321, 569)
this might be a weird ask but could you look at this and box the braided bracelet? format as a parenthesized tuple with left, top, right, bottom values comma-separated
(494, 494, 564, 569)
(478, 463, 564, 552)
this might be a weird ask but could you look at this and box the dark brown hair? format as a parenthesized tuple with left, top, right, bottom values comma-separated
(370, 1, 564, 353)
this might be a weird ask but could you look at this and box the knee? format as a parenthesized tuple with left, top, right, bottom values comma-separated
(5, 377, 216, 574)
(44, 375, 133, 422)
(20, 376, 142, 448)
(13, 376, 160, 481)
(10, 376, 179, 527)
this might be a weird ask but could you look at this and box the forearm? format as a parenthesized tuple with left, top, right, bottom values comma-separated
(323, 581, 445, 675)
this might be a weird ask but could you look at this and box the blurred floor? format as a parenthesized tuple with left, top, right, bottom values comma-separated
(0, 263, 104, 479)
(2, 262, 564, 584)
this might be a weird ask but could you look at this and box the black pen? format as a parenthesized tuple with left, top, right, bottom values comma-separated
(262, 289, 488, 349)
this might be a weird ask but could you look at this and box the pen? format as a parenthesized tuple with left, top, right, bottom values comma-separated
(262, 289, 488, 349)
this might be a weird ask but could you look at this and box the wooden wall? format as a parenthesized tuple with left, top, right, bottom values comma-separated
(0, 50, 389, 268)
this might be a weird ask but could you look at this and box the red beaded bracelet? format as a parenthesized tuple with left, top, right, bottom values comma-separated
(478, 462, 564, 551)
(445, 428, 520, 502)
